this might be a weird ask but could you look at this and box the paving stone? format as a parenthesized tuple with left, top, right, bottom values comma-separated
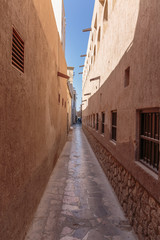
(61, 227, 74, 236)
(82, 229, 104, 240)
(25, 125, 137, 240)
(60, 236, 79, 240)
(73, 227, 90, 239)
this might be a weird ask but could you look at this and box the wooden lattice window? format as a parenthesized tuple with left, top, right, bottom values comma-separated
(111, 111, 117, 141)
(140, 110, 159, 172)
(12, 28, 24, 72)
(102, 112, 105, 134)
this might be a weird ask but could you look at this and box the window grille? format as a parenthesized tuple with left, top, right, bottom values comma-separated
(12, 28, 24, 72)
(102, 112, 105, 134)
(112, 111, 117, 141)
(140, 111, 159, 172)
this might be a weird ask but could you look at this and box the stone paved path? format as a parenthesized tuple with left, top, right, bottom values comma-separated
(25, 125, 137, 240)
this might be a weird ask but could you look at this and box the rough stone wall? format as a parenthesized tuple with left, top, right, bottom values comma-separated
(0, 0, 67, 239)
(83, 127, 160, 240)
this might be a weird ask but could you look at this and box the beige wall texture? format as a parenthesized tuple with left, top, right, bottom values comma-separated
(0, 0, 68, 239)
(82, 0, 160, 238)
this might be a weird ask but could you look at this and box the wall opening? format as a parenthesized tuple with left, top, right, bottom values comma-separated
(97, 27, 101, 51)
(94, 15, 97, 29)
(12, 28, 24, 73)
(99, 0, 105, 5)
(124, 66, 130, 87)
(102, 112, 105, 134)
(103, 1, 108, 21)
(111, 111, 117, 141)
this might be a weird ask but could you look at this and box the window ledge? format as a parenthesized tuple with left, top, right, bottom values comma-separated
(135, 161, 158, 181)
(110, 140, 116, 146)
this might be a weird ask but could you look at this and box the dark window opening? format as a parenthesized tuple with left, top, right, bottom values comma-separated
(111, 111, 117, 141)
(96, 113, 99, 131)
(104, 1, 108, 21)
(12, 28, 24, 73)
(140, 110, 159, 172)
(124, 66, 130, 87)
(102, 112, 105, 134)
(93, 114, 95, 128)
(94, 15, 97, 29)
(99, 0, 105, 6)
(58, 94, 60, 104)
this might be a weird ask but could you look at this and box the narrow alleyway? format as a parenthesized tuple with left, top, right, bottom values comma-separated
(25, 125, 137, 240)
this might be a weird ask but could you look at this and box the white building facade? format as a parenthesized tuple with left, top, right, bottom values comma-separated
(51, 0, 66, 51)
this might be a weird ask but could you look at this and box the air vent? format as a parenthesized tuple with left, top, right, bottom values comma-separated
(12, 28, 24, 73)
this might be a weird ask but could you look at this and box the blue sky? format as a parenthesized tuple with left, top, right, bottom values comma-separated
(64, 0, 95, 111)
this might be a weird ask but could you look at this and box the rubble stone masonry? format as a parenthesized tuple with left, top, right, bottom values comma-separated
(83, 127, 160, 240)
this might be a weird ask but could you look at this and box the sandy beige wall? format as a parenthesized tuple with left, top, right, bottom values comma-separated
(82, 0, 160, 203)
(0, 0, 67, 239)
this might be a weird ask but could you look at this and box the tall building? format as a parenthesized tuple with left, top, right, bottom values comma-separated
(82, 0, 160, 239)
(51, 0, 66, 51)
(0, 0, 67, 239)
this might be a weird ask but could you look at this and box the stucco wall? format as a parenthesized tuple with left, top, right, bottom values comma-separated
(82, 0, 160, 238)
(0, 0, 67, 239)
(83, 0, 160, 199)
